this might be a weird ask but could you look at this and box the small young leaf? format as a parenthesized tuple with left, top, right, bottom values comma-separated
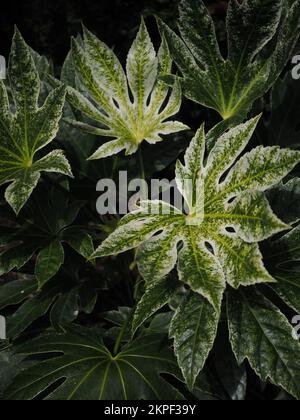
(35, 241, 65, 288)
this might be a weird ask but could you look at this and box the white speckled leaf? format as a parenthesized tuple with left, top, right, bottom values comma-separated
(0, 29, 72, 214)
(228, 288, 300, 399)
(137, 225, 182, 285)
(70, 20, 188, 159)
(132, 276, 180, 335)
(170, 291, 219, 389)
(4, 171, 41, 217)
(158, 0, 300, 121)
(93, 117, 300, 315)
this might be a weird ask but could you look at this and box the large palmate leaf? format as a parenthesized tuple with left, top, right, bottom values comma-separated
(3, 326, 183, 400)
(0, 28, 72, 214)
(0, 185, 94, 288)
(67, 20, 188, 160)
(93, 116, 300, 313)
(158, 0, 300, 124)
(93, 116, 300, 389)
(227, 288, 300, 399)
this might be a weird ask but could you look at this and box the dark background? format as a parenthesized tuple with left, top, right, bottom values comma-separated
(0, 0, 228, 66)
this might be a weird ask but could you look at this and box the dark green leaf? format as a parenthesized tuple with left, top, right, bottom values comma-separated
(50, 288, 79, 332)
(4, 326, 183, 400)
(35, 241, 65, 288)
(6, 283, 61, 339)
(0, 278, 37, 310)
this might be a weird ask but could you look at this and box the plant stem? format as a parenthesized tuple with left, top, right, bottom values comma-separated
(113, 309, 133, 355)
(138, 147, 145, 182)
(113, 323, 127, 356)
(138, 146, 147, 201)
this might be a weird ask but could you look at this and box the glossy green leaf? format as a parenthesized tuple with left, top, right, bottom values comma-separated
(4, 326, 183, 400)
(35, 241, 65, 288)
(158, 0, 300, 122)
(6, 282, 61, 339)
(0, 278, 37, 310)
(68, 20, 188, 159)
(93, 117, 299, 311)
(50, 288, 80, 333)
(0, 29, 72, 214)
(227, 288, 300, 399)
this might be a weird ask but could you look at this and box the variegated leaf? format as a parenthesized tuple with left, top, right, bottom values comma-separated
(93, 116, 300, 314)
(170, 291, 219, 390)
(228, 288, 300, 399)
(132, 275, 181, 335)
(0, 29, 72, 214)
(67, 20, 188, 159)
(158, 0, 300, 124)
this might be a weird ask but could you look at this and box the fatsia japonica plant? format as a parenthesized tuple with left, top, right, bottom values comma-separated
(1, 0, 300, 402)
